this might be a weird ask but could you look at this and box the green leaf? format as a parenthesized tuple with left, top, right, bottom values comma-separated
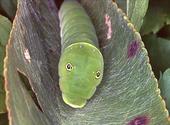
(159, 68, 170, 113)
(0, 15, 11, 114)
(127, 0, 149, 31)
(142, 34, 170, 78)
(4, 0, 170, 125)
(0, 15, 12, 46)
(0, 0, 17, 20)
(4, 0, 61, 124)
(141, 0, 170, 35)
(115, 0, 149, 31)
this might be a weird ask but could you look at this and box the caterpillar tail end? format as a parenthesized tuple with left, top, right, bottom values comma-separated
(62, 93, 87, 108)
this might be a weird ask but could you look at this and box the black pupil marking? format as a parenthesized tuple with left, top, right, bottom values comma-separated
(96, 71, 100, 78)
(66, 63, 72, 71)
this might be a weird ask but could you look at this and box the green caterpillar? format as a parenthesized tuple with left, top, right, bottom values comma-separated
(58, 0, 104, 108)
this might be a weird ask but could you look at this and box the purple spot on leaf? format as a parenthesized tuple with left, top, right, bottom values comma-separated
(104, 14, 112, 39)
(127, 40, 139, 58)
(127, 116, 150, 125)
(24, 49, 31, 63)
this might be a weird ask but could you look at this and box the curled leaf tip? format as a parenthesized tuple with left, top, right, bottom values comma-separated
(127, 116, 150, 125)
(127, 40, 139, 58)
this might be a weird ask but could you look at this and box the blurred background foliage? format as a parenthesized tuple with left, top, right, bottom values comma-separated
(0, 0, 170, 124)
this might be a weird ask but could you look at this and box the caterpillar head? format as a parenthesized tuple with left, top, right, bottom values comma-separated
(58, 42, 104, 108)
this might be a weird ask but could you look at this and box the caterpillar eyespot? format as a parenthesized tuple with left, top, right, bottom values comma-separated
(66, 63, 73, 71)
(58, 0, 104, 108)
(95, 71, 101, 79)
